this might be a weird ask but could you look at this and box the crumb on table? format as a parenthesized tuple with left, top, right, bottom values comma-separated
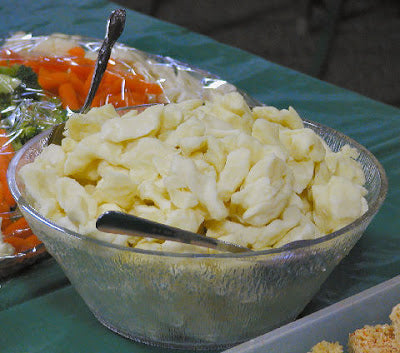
(308, 340, 344, 353)
(389, 303, 400, 346)
(348, 324, 398, 353)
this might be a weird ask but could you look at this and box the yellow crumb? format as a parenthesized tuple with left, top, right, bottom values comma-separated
(348, 324, 398, 353)
(390, 303, 400, 346)
(308, 340, 344, 353)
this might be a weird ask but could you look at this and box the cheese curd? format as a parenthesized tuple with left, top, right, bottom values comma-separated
(19, 92, 368, 253)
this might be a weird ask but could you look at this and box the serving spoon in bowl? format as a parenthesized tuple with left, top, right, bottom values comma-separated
(47, 8, 126, 146)
(96, 211, 252, 254)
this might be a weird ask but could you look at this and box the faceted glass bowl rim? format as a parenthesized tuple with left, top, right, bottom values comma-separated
(7, 118, 388, 259)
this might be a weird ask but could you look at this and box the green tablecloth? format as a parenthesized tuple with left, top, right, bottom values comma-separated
(0, 0, 399, 352)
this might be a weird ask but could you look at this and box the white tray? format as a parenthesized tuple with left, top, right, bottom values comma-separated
(224, 275, 400, 353)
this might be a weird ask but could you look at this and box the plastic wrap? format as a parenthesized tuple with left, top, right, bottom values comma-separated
(1, 32, 238, 108)
(0, 32, 241, 276)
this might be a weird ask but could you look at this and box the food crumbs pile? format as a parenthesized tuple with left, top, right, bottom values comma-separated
(308, 303, 400, 352)
(19, 92, 368, 253)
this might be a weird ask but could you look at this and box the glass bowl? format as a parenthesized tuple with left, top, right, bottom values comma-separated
(7, 120, 387, 350)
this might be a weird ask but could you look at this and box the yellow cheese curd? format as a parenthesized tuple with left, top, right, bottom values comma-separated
(19, 92, 368, 253)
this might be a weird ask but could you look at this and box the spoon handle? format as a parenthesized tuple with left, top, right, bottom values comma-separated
(96, 211, 252, 253)
(80, 9, 126, 114)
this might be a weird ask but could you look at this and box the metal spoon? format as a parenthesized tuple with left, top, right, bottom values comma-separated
(47, 8, 126, 146)
(96, 211, 252, 254)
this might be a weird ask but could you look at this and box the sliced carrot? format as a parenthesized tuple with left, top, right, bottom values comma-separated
(102, 71, 124, 94)
(2, 50, 162, 111)
(111, 79, 124, 95)
(0, 128, 9, 139)
(144, 83, 163, 95)
(5, 227, 33, 239)
(114, 67, 145, 81)
(67, 46, 86, 58)
(24, 234, 42, 249)
(0, 183, 6, 205)
(0, 200, 10, 214)
(38, 68, 58, 91)
(1, 186, 14, 208)
(83, 68, 95, 98)
(1, 216, 12, 230)
(49, 71, 70, 85)
(0, 59, 24, 67)
(3, 217, 29, 237)
(73, 56, 94, 67)
(0, 50, 23, 67)
(58, 82, 80, 110)
(0, 207, 13, 228)
(0, 130, 15, 208)
(70, 56, 95, 81)
(3, 234, 39, 254)
(0, 148, 14, 162)
(123, 76, 146, 93)
(36, 56, 71, 71)
(124, 76, 163, 95)
(39, 69, 70, 91)
(68, 71, 86, 101)
(69, 63, 93, 81)
(106, 93, 124, 107)
(91, 92, 105, 107)
(0, 157, 15, 208)
(0, 49, 22, 59)
(129, 91, 149, 105)
(4, 236, 28, 253)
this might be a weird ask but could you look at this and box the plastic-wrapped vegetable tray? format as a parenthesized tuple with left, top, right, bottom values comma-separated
(0, 33, 257, 277)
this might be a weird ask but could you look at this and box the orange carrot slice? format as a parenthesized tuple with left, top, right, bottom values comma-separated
(0, 157, 15, 208)
(3, 217, 30, 238)
(4, 236, 27, 253)
(58, 82, 80, 110)
(24, 234, 41, 249)
(67, 46, 86, 58)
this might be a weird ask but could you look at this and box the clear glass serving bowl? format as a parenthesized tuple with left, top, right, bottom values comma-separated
(7, 121, 387, 350)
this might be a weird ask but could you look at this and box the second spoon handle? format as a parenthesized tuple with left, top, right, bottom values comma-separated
(80, 8, 126, 114)
(96, 211, 252, 253)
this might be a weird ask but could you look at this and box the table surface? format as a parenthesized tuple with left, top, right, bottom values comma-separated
(0, 1, 399, 352)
